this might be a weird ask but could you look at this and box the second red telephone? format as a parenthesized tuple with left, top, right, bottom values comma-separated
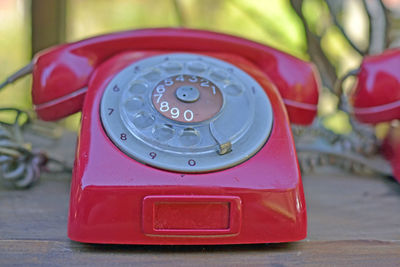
(28, 28, 321, 244)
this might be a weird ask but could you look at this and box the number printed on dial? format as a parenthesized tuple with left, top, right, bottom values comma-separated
(151, 74, 223, 123)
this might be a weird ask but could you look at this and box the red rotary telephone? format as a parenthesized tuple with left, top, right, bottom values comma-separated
(0, 27, 328, 245)
(3, 27, 399, 244)
(3, 28, 400, 245)
(26, 28, 321, 244)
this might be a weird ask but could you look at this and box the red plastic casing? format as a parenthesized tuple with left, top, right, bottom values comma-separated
(31, 28, 319, 125)
(351, 48, 400, 124)
(382, 125, 400, 183)
(67, 51, 307, 244)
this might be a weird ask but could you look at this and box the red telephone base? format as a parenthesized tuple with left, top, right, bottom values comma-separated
(67, 51, 307, 244)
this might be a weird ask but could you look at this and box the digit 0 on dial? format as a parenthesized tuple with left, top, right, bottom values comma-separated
(151, 75, 223, 123)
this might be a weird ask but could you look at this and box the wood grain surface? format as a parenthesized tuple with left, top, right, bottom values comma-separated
(1, 132, 400, 266)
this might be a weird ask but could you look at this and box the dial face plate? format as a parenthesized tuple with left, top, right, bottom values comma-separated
(100, 53, 273, 172)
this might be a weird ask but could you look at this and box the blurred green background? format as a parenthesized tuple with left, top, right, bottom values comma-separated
(0, 0, 376, 131)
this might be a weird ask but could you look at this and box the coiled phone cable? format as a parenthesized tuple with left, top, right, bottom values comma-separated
(0, 108, 72, 189)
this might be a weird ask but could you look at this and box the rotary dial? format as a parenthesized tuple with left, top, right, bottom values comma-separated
(100, 53, 273, 172)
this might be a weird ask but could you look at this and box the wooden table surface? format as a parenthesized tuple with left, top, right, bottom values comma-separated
(1, 132, 400, 266)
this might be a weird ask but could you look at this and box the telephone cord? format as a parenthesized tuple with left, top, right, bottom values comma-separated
(0, 108, 72, 189)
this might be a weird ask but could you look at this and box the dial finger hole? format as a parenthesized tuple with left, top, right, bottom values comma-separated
(124, 97, 144, 113)
(179, 128, 201, 146)
(143, 69, 162, 81)
(161, 61, 182, 72)
(210, 69, 228, 81)
(129, 82, 148, 94)
(152, 124, 175, 142)
(188, 61, 207, 73)
(132, 111, 155, 129)
(224, 83, 243, 96)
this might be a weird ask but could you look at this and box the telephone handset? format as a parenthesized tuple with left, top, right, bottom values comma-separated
(8, 28, 322, 244)
(349, 48, 400, 182)
(31, 28, 319, 124)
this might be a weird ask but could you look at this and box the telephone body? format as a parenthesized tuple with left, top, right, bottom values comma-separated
(30, 28, 320, 244)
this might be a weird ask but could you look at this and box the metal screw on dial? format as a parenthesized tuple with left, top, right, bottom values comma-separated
(175, 86, 200, 103)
